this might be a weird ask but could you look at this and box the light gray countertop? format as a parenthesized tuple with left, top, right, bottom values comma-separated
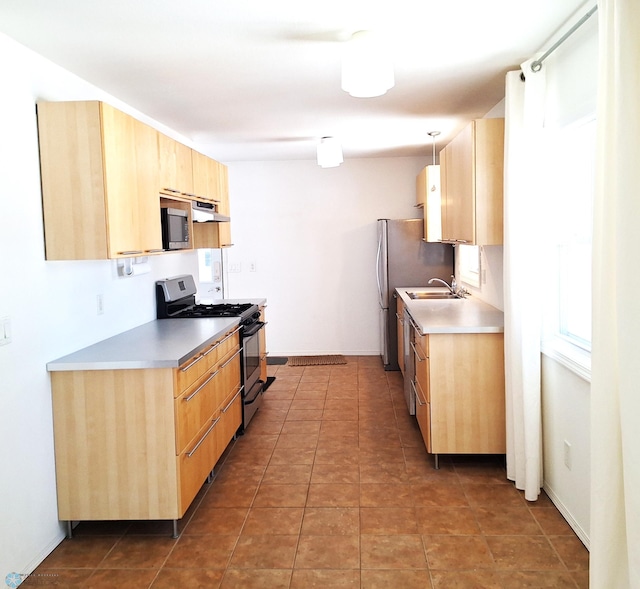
(396, 287, 504, 335)
(47, 317, 240, 372)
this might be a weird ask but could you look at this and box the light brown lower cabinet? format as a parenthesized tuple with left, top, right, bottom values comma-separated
(413, 331, 505, 466)
(50, 328, 241, 533)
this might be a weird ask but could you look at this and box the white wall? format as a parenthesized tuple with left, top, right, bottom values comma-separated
(0, 34, 199, 577)
(541, 357, 591, 546)
(224, 158, 426, 356)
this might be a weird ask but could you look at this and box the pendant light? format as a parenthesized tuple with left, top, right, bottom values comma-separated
(341, 30, 394, 98)
(424, 131, 442, 242)
(317, 137, 343, 168)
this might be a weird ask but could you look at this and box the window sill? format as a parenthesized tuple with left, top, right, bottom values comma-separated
(541, 337, 591, 382)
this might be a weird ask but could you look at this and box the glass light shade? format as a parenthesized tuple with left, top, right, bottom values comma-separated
(317, 137, 343, 168)
(341, 30, 394, 98)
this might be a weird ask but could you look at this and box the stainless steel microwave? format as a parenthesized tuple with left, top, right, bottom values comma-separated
(160, 207, 190, 250)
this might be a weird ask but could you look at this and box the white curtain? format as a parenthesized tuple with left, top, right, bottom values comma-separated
(503, 62, 545, 501)
(590, 0, 640, 587)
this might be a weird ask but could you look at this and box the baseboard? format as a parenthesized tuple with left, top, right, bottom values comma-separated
(543, 481, 590, 550)
(20, 527, 66, 577)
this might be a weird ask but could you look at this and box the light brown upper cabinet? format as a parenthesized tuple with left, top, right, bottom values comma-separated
(192, 150, 232, 248)
(158, 132, 194, 196)
(440, 119, 504, 245)
(37, 101, 163, 259)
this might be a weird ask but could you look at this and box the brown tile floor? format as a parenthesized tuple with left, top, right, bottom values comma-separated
(29, 357, 589, 588)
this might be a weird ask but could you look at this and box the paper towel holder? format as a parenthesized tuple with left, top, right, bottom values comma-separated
(117, 256, 150, 278)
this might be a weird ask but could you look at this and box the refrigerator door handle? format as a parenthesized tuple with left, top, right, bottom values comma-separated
(376, 222, 389, 308)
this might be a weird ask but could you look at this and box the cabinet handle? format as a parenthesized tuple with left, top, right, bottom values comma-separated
(202, 345, 217, 357)
(181, 353, 205, 372)
(410, 341, 426, 363)
(184, 370, 219, 402)
(187, 416, 220, 458)
(412, 379, 426, 406)
(222, 387, 243, 413)
(145, 248, 165, 253)
(117, 250, 143, 255)
(221, 243, 234, 248)
(220, 348, 242, 369)
(203, 327, 241, 357)
(220, 326, 242, 345)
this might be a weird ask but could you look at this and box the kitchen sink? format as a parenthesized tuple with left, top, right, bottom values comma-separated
(407, 291, 461, 300)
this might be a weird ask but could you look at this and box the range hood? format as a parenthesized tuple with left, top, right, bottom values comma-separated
(192, 200, 230, 223)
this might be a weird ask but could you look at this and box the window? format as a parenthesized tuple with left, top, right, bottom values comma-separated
(541, 116, 595, 378)
(458, 244, 481, 288)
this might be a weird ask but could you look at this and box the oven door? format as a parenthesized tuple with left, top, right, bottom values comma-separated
(241, 321, 265, 429)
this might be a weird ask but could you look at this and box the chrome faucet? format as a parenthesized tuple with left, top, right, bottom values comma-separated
(427, 275, 468, 298)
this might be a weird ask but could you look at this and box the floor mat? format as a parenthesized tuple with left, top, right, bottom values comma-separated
(287, 355, 347, 366)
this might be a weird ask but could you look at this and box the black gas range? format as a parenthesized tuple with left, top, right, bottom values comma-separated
(156, 275, 265, 431)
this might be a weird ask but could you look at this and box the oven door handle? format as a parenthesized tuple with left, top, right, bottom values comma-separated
(242, 321, 265, 337)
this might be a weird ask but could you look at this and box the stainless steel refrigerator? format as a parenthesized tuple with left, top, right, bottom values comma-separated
(376, 218, 454, 371)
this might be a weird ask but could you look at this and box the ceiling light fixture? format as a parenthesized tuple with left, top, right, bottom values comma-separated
(317, 137, 344, 168)
(341, 30, 394, 98)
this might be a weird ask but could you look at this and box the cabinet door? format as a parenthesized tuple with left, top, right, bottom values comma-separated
(429, 333, 505, 454)
(474, 119, 504, 245)
(192, 151, 233, 248)
(101, 103, 162, 256)
(158, 132, 194, 195)
(441, 123, 474, 243)
(37, 101, 110, 260)
(51, 369, 179, 521)
(192, 150, 218, 202)
(216, 163, 233, 247)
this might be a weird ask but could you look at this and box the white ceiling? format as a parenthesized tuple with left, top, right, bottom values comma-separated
(0, 0, 588, 162)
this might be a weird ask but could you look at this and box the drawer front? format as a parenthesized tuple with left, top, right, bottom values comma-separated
(414, 346, 429, 403)
(415, 332, 428, 359)
(175, 344, 242, 454)
(176, 369, 221, 454)
(216, 346, 242, 408)
(174, 327, 240, 395)
(175, 350, 209, 395)
(217, 386, 242, 450)
(415, 378, 431, 453)
(178, 414, 220, 515)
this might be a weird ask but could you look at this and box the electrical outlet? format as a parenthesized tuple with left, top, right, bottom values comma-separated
(0, 316, 11, 346)
(249, 261, 257, 272)
(564, 440, 572, 470)
(97, 294, 104, 315)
